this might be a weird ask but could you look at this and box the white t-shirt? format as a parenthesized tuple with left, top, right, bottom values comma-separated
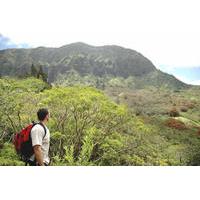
(30, 124, 50, 165)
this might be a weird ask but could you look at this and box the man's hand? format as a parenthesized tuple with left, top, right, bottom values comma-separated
(33, 145, 44, 166)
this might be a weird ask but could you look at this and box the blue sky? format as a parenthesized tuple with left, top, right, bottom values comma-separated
(159, 66, 200, 85)
(0, 34, 30, 50)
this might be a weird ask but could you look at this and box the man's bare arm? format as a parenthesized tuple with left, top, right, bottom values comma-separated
(33, 145, 44, 166)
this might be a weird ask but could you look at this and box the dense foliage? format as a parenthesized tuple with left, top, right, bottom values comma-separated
(0, 77, 200, 166)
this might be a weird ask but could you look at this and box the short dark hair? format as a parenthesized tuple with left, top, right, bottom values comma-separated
(37, 108, 49, 121)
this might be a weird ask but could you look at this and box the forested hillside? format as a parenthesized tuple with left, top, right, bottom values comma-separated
(0, 43, 188, 89)
(0, 77, 200, 166)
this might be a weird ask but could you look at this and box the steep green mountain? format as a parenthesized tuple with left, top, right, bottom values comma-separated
(0, 42, 188, 89)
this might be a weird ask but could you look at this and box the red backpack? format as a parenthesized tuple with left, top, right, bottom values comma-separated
(13, 122, 46, 162)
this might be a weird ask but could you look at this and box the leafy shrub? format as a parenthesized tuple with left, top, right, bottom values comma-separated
(185, 103, 195, 109)
(38, 86, 133, 165)
(0, 143, 24, 166)
(169, 108, 180, 117)
(180, 107, 188, 112)
(1, 77, 200, 166)
(165, 118, 187, 130)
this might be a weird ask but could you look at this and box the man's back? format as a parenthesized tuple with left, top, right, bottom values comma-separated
(30, 124, 50, 165)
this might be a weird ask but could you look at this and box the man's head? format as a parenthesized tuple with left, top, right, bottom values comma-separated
(37, 108, 50, 123)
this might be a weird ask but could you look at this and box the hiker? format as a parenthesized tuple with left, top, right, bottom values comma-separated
(28, 108, 50, 166)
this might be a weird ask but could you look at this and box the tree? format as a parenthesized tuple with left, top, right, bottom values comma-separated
(39, 86, 132, 165)
(31, 64, 38, 77)
(38, 65, 48, 82)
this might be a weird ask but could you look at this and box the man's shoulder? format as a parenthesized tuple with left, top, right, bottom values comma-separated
(31, 124, 45, 132)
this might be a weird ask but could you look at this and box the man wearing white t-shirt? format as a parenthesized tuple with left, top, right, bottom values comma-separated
(30, 108, 50, 166)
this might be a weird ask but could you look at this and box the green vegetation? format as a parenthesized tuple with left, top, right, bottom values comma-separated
(0, 43, 187, 89)
(0, 42, 199, 166)
(0, 77, 200, 166)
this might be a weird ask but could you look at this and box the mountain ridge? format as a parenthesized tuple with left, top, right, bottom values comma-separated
(0, 42, 189, 89)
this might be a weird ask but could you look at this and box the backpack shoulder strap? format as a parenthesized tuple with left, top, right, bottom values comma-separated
(38, 122, 47, 139)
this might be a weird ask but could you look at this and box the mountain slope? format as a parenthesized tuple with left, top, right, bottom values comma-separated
(0, 42, 189, 89)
